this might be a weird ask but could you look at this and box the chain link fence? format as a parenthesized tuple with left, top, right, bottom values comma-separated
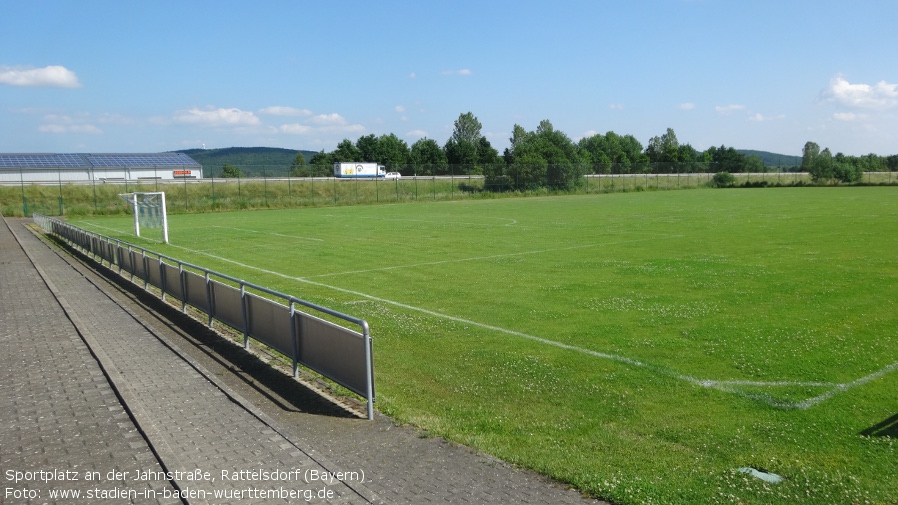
(3, 164, 895, 217)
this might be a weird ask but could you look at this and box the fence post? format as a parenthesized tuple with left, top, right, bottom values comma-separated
(240, 282, 249, 348)
(205, 271, 214, 328)
(363, 322, 375, 420)
(179, 263, 187, 313)
(290, 300, 299, 378)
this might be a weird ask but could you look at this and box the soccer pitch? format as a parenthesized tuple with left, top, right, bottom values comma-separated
(73, 187, 898, 504)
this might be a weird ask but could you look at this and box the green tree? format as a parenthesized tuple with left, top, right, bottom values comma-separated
(505, 119, 584, 190)
(332, 139, 362, 162)
(743, 154, 766, 173)
(355, 134, 379, 161)
(450, 112, 483, 145)
(373, 133, 409, 170)
(476, 137, 501, 165)
(832, 153, 862, 183)
(706, 145, 747, 173)
(409, 138, 448, 174)
(289, 153, 308, 177)
(221, 163, 243, 178)
(808, 147, 834, 182)
(309, 150, 333, 177)
(620, 134, 649, 173)
(645, 128, 680, 166)
(444, 138, 477, 168)
(445, 112, 485, 172)
(801, 141, 821, 171)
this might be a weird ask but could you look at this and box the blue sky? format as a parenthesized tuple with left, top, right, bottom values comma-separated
(2, 1, 896, 156)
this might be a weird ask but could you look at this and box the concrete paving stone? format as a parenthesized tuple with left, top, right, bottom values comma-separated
(1, 219, 179, 504)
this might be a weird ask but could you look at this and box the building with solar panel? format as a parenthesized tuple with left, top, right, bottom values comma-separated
(0, 153, 203, 183)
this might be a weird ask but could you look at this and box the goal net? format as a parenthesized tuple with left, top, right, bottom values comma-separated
(119, 192, 169, 243)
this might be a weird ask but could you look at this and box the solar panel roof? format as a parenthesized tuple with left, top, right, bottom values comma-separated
(86, 153, 201, 167)
(0, 154, 87, 168)
(0, 153, 200, 169)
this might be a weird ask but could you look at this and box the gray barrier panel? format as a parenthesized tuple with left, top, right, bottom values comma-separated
(118, 246, 133, 274)
(130, 251, 148, 280)
(161, 262, 182, 299)
(101, 240, 115, 264)
(297, 312, 368, 397)
(98, 240, 110, 263)
(245, 293, 294, 357)
(210, 280, 245, 332)
(147, 258, 163, 289)
(107, 242, 117, 264)
(183, 270, 209, 312)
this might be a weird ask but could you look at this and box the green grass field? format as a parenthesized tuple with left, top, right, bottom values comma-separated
(71, 187, 898, 504)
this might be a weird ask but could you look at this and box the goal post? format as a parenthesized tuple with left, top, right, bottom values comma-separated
(118, 192, 169, 244)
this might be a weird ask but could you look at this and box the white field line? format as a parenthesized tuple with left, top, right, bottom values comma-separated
(210, 225, 323, 242)
(794, 361, 898, 409)
(307, 234, 682, 279)
(355, 216, 519, 227)
(160, 241, 898, 409)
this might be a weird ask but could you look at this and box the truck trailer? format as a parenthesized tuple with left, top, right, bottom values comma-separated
(333, 162, 386, 178)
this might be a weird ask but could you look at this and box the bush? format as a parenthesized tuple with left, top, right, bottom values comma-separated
(710, 171, 736, 188)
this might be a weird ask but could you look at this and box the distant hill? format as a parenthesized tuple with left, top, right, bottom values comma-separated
(176, 147, 316, 177)
(737, 150, 802, 168)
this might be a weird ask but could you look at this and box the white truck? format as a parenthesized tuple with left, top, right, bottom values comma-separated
(333, 162, 386, 179)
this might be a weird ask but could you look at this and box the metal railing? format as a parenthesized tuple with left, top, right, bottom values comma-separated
(33, 214, 375, 419)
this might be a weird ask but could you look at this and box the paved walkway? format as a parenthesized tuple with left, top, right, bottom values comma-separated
(0, 216, 602, 505)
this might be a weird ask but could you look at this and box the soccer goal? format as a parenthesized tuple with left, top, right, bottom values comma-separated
(119, 192, 169, 243)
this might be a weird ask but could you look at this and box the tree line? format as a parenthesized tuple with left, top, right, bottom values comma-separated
(800, 141, 897, 183)
(225, 112, 897, 188)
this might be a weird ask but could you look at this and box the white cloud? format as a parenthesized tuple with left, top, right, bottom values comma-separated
(325, 123, 366, 134)
(748, 113, 785, 122)
(278, 112, 365, 136)
(173, 107, 260, 126)
(0, 65, 81, 88)
(308, 113, 350, 126)
(69, 124, 102, 134)
(258, 106, 312, 117)
(38, 124, 67, 133)
(395, 105, 406, 113)
(38, 113, 102, 134)
(833, 112, 867, 121)
(441, 69, 472, 76)
(678, 102, 696, 111)
(406, 130, 428, 138)
(715, 104, 746, 115)
(609, 104, 624, 110)
(582, 130, 599, 137)
(97, 113, 135, 125)
(279, 123, 312, 134)
(409, 72, 416, 79)
(824, 75, 898, 110)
